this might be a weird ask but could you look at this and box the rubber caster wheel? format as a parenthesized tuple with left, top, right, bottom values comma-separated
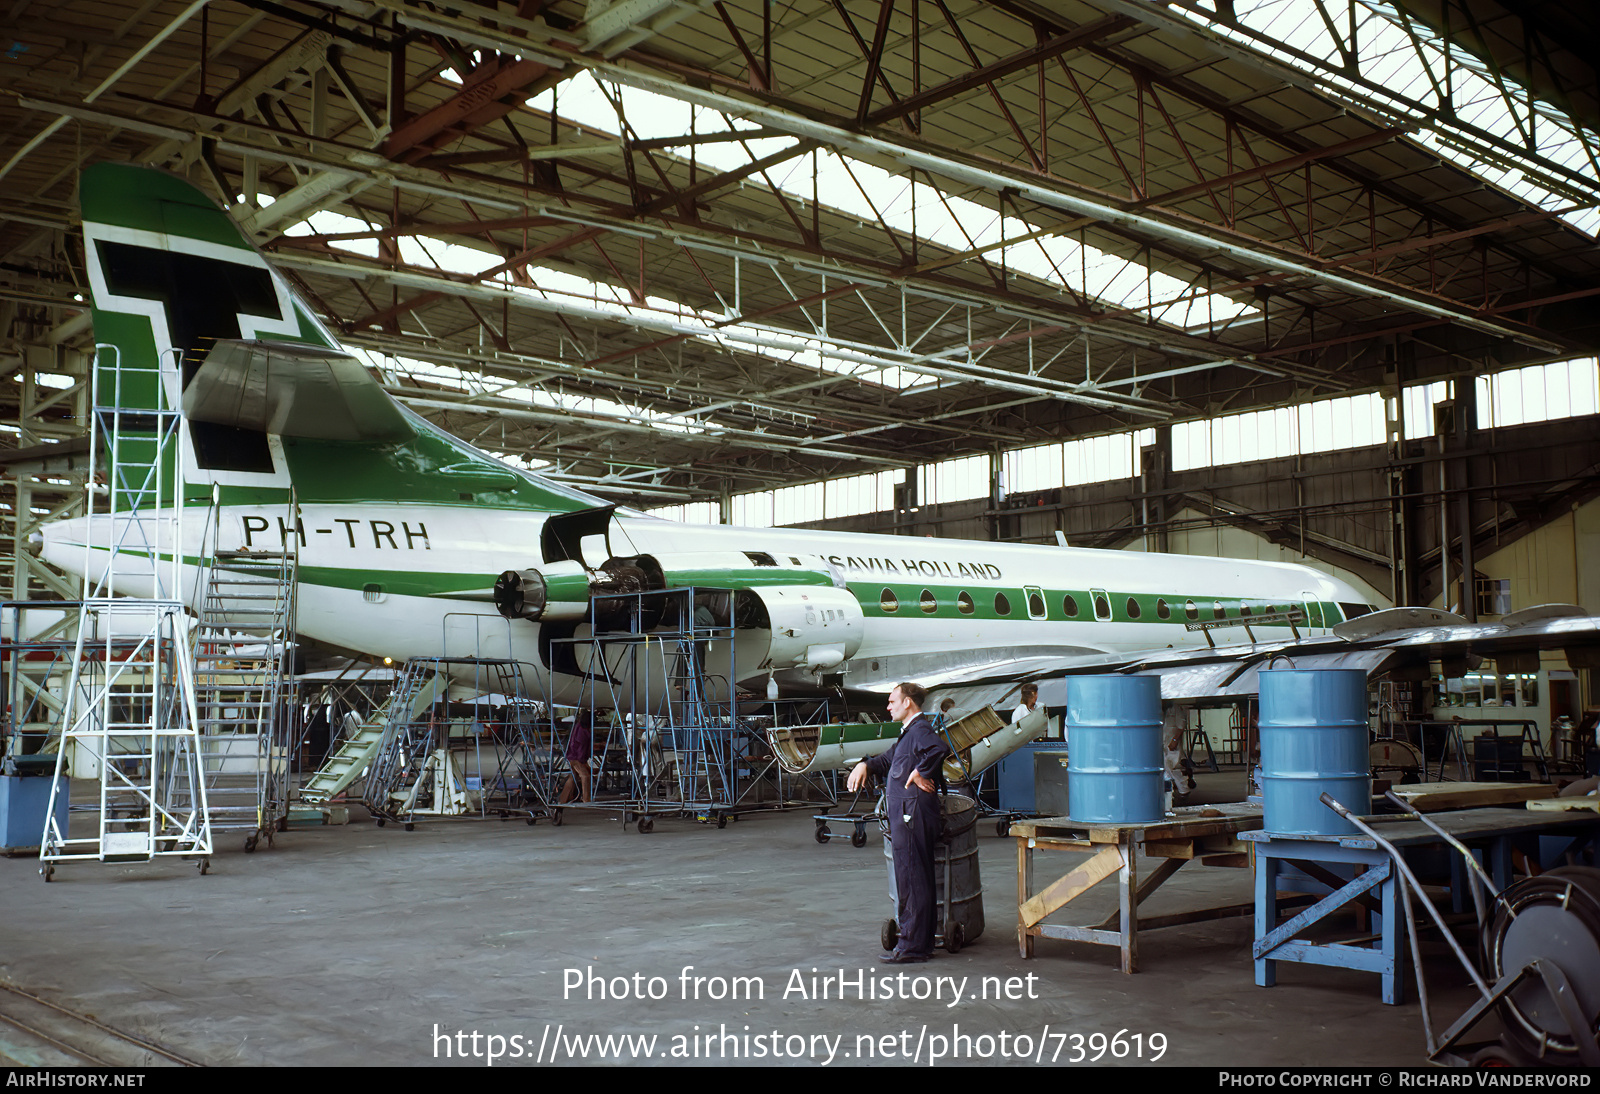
(638, 817, 654, 834)
(551, 810, 564, 827)
(198, 858, 210, 876)
(244, 835, 258, 853)
(376, 817, 386, 827)
(815, 824, 831, 844)
(404, 822, 415, 832)
(995, 820, 1010, 837)
(1468, 1044, 1524, 1067)
(526, 816, 537, 826)
(881, 918, 899, 952)
(945, 922, 965, 955)
(717, 814, 728, 829)
(40, 864, 53, 882)
(851, 828, 867, 848)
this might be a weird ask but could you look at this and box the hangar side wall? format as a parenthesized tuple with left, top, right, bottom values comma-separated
(1156, 508, 1390, 607)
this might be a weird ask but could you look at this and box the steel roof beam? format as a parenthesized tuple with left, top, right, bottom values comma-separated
(568, 55, 1565, 351)
(1137, 0, 1600, 202)
(862, 12, 1137, 125)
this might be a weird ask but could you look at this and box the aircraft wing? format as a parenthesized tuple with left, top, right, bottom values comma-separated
(867, 605, 1600, 714)
(181, 339, 415, 442)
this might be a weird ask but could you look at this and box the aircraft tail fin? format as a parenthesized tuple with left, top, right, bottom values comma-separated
(78, 163, 600, 513)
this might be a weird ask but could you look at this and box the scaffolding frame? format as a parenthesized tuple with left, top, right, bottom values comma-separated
(360, 656, 558, 828)
(39, 344, 212, 877)
(548, 586, 822, 832)
(189, 492, 299, 851)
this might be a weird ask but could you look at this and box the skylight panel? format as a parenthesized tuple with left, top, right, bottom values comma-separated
(282, 210, 381, 258)
(502, 70, 1258, 329)
(1175, 0, 1600, 237)
(351, 346, 711, 433)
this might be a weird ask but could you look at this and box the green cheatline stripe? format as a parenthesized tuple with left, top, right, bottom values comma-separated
(819, 722, 902, 747)
(662, 566, 835, 589)
(852, 580, 1339, 626)
(86, 548, 500, 600)
(297, 566, 495, 598)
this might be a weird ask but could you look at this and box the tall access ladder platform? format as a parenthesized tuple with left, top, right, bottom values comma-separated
(188, 512, 298, 852)
(39, 344, 213, 879)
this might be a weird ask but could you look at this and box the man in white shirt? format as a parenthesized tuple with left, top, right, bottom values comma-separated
(1011, 683, 1038, 726)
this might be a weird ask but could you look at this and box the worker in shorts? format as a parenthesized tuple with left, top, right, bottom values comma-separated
(559, 714, 592, 804)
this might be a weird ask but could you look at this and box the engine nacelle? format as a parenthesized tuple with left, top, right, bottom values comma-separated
(636, 551, 843, 593)
(493, 560, 591, 621)
(738, 585, 864, 675)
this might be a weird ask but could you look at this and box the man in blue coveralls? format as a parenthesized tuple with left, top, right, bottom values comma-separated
(847, 681, 950, 964)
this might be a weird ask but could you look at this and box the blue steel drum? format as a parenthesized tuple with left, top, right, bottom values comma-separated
(1067, 675, 1164, 824)
(1258, 668, 1371, 836)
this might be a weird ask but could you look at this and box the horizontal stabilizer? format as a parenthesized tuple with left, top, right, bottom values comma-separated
(182, 339, 415, 442)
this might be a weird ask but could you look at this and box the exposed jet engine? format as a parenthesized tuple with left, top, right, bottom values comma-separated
(492, 551, 866, 681)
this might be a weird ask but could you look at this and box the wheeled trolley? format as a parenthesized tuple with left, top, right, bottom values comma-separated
(813, 810, 878, 848)
(880, 793, 985, 954)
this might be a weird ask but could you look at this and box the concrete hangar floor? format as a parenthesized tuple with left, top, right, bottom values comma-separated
(0, 779, 1483, 1069)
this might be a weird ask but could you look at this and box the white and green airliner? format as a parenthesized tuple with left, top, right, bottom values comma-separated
(43, 163, 1387, 718)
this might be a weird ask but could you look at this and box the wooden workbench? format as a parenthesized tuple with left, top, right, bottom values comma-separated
(1386, 781, 1555, 812)
(1012, 802, 1263, 973)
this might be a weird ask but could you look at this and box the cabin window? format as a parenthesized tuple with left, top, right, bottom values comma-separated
(1093, 595, 1109, 619)
(1213, 601, 1225, 619)
(1240, 603, 1253, 617)
(957, 591, 975, 615)
(744, 552, 777, 566)
(994, 592, 1012, 616)
(1126, 597, 1142, 619)
(1063, 594, 1079, 618)
(920, 589, 937, 614)
(1025, 587, 1047, 620)
(1185, 599, 1198, 620)
(880, 589, 898, 613)
(1157, 598, 1171, 620)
